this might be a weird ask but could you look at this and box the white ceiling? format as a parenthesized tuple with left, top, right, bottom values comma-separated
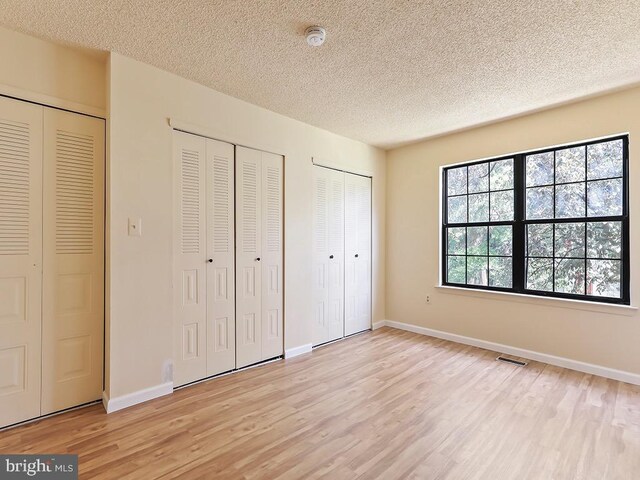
(1, 1, 639, 148)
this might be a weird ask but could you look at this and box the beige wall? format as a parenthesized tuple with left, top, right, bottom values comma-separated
(107, 53, 386, 398)
(0, 26, 106, 113)
(386, 86, 640, 375)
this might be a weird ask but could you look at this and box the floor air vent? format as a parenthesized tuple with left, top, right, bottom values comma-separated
(496, 355, 528, 367)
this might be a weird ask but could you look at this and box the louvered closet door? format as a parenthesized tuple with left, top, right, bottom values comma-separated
(0, 97, 43, 427)
(41, 109, 104, 414)
(312, 166, 345, 346)
(312, 166, 330, 346)
(344, 173, 372, 336)
(235, 147, 263, 368)
(205, 139, 235, 377)
(327, 169, 345, 342)
(173, 131, 207, 386)
(260, 152, 283, 360)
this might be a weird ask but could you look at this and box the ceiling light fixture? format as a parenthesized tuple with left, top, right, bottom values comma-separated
(305, 26, 326, 47)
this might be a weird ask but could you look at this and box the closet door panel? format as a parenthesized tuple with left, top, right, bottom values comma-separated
(312, 166, 345, 347)
(312, 167, 330, 346)
(0, 97, 43, 427)
(42, 108, 104, 413)
(356, 176, 372, 333)
(261, 152, 283, 359)
(205, 139, 235, 376)
(313, 166, 345, 345)
(344, 175, 357, 334)
(173, 131, 207, 386)
(327, 169, 345, 342)
(235, 146, 262, 368)
(344, 173, 372, 336)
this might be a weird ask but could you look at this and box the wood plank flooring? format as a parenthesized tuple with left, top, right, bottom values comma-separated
(1, 327, 639, 479)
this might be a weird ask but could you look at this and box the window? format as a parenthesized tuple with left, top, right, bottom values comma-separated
(442, 136, 629, 304)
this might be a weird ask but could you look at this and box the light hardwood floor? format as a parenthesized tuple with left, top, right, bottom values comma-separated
(1, 327, 639, 479)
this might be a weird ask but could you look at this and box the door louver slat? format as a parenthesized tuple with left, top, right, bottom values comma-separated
(242, 161, 258, 253)
(265, 166, 281, 252)
(181, 149, 200, 254)
(0, 118, 30, 255)
(55, 130, 94, 254)
(314, 175, 327, 253)
(212, 155, 230, 253)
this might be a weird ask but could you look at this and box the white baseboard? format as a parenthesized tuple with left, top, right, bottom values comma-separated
(284, 343, 312, 359)
(372, 320, 387, 330)
(385, 320, 640, 386)
(102, 381, 174, 414)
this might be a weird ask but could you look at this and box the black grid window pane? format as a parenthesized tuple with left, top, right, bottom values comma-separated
(556, 146, 585, 183)
(587, 140, 623, 180)
(489, 225, 512, 287)
(526, 186, 553, 219)
(448, 196, 467, 223)
(524, 142, 624, 223)
(447, 167, 467, 196)
(526, 152, 554, 187)
(469, 163, 489, 193)
(587, 221, 622, 298)
(447, 255, 466, 284)
(443, 135, 629, 304)
(469, 193, 489, 222)
(443, 157, 515, 290)
(490, 159, 514, 190)
(587, 179, 623, 217)
(525, 220, 623, 299)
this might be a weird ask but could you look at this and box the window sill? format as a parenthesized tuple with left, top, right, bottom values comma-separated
(435, 285, 638, 317)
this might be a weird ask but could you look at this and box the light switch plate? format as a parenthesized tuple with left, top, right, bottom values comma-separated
(128, 217, 142, 237)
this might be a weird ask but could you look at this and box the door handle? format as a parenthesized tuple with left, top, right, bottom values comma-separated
(207, 259, 213, 263)
(355, 254, 359, 258)
(256, 257, 261, 261)
(329, 255, 334, 259)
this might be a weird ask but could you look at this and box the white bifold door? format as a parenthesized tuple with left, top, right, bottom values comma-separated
(0, 96, 104, 428)
(173, 131, 236, 387)
(312, 166, 371, 346)
(312, 166, 345, 346)
(173, 135, 283, 384)
(344, 172, 372, 336)
(0, 97, 43, 427)
(235, 146, 284, 368)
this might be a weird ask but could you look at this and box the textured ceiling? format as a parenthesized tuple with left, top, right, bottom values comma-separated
(1, 1, 639, 148)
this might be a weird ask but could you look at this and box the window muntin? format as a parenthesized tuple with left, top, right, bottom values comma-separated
(442, 136, 629, 305)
